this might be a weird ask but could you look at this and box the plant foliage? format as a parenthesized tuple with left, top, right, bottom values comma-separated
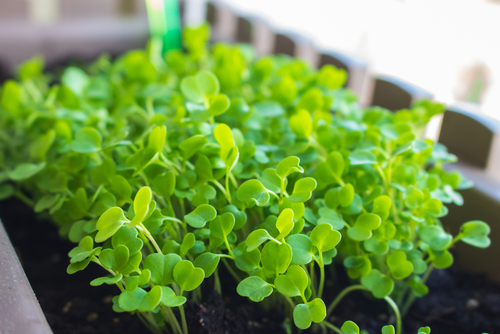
(0, 24, 490, 334)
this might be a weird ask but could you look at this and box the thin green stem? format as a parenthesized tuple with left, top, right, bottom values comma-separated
(138, 223, 163, 254)
(318, 253, 325, 299)
(221, 257, 243, 282)
(279, 179, 284, 213)
(326, 285, 366, 317)
(322, 321, 343, 334)
(210, 179, 231, 203)
(401, 264, 434, 316)
(163, 306, 183, 334)
(15, 191, 34, 207)
(225, 173, 232, 204)
(178, 304, 188, 334)
(214, 267, 222, 295)
(384, 296, 402, 334)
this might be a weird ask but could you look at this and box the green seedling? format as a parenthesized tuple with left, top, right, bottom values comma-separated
(0, 22, 491, 334)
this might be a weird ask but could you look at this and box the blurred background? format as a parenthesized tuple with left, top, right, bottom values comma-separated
(0, 0, 499, 120)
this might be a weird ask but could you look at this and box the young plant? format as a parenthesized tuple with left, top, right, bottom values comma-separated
(0, 23, 491, 334)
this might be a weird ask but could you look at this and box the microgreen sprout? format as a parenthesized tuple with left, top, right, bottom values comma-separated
(0, 22, 491, 334)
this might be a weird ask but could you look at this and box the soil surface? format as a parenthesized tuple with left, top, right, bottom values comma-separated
(1, 198, 499, 334)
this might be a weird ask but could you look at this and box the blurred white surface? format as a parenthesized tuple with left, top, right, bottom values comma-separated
(226, 0, 500, 119)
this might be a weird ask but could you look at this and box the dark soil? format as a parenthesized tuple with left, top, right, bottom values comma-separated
(1, 198, 499, 334)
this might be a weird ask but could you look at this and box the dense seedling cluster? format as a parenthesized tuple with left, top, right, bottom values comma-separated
(0, 24, 491, 334)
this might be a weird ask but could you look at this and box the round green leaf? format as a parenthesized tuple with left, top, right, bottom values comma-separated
(288, 177, 317, 203)
(237, 276, 273, 302)
(208, 94, 230, 116)
(459, 220, 491, 248)
(194, 253, 220, 278)
(71, 127, 102, 153)
(286, 234, 313, 265)
(95, 207, 130, 243)
(349, 151, 377, 165)
(173, 260, 205, 292)
(311, 223, 341, 253)
(185, 204, 217, 228)
(276, 156, 304, 180)
(275, 265, 308, 297)
(293, 298, 326, 330)
(118, 285, 162, 312)
(246, 229, 272, 251)
(144, 253, 182, 285)
(387, 250, 413, 279)
(341, 321, 360, 334)
(276, 208, 294, 240)
(9, 162, 46, 181)
(237, 180, 270, 207)
(360, 269, 394, 298)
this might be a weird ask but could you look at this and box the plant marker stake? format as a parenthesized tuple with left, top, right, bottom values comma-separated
(145, 0, 181, 54)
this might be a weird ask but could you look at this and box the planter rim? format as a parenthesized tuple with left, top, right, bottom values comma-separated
(0, 219, 52, 334)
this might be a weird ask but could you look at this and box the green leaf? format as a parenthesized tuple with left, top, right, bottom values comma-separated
(95, 207, 130, 243)
(347, 213, 381, 241)
(90, 273, 123, 286)
(9, 162, 46, 181)
(275, 265, 308, 297)
(214, 123, 239, 173)
(341, 321, 360, 334)
(458, 220, 491, 248)
(173, 260, 205, 292)
(293, 299, 326, 330)
(363, 237, 389, 255)
(208, 94, 230, 116)
(147, 125, 166, 154)
(152, 171, 176, 199)
(382, 325, 395, 334)
(112, 226, 143, 255)
(349, 151, 377, 165)
(289, 109, 312, 139)
(372, 195, 392, 220)
(408, 276, 429, 297)
(261, 242, 292, 277)
(144, 253, 182, 285)
(179, 135, 206, 160)
(387, 250, 413, 279)
(288, 178, 317, 203)
(1, 80, 21, 115)
(180, 70, 220, 103)
(246, 229, 272, 252)
(71, 127, 102, 153)
(237, 180, 270, 207)
(417, 327, 431, 334)
(185, 204, 217, 228)
(276, 156, 304, 181)
(275, 208, 294, 240)
(313, 151, 344, 186)
(160, 286, 187, 307)
(221, 205, 247, 230)
(259, 168, 282, 194)
(253, 101, 284, 118)
(237, 276, 273, 302)
(286, 234, 313, 265)
(194, 253, 220, 277)
(418, 225, 452, 251)
(118, 286, 162, 312)
(392, 142, 413, 156)
(129, 186, 152, 228)
(209, 212, 235, 239)
(100, 245, 130, 271)
(311, 223, 341, 253)
(234, 243, 261, 272)
(180, 233, 196, 257)
(360, 269, 394, 298)
(429, 249, 454, 269)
